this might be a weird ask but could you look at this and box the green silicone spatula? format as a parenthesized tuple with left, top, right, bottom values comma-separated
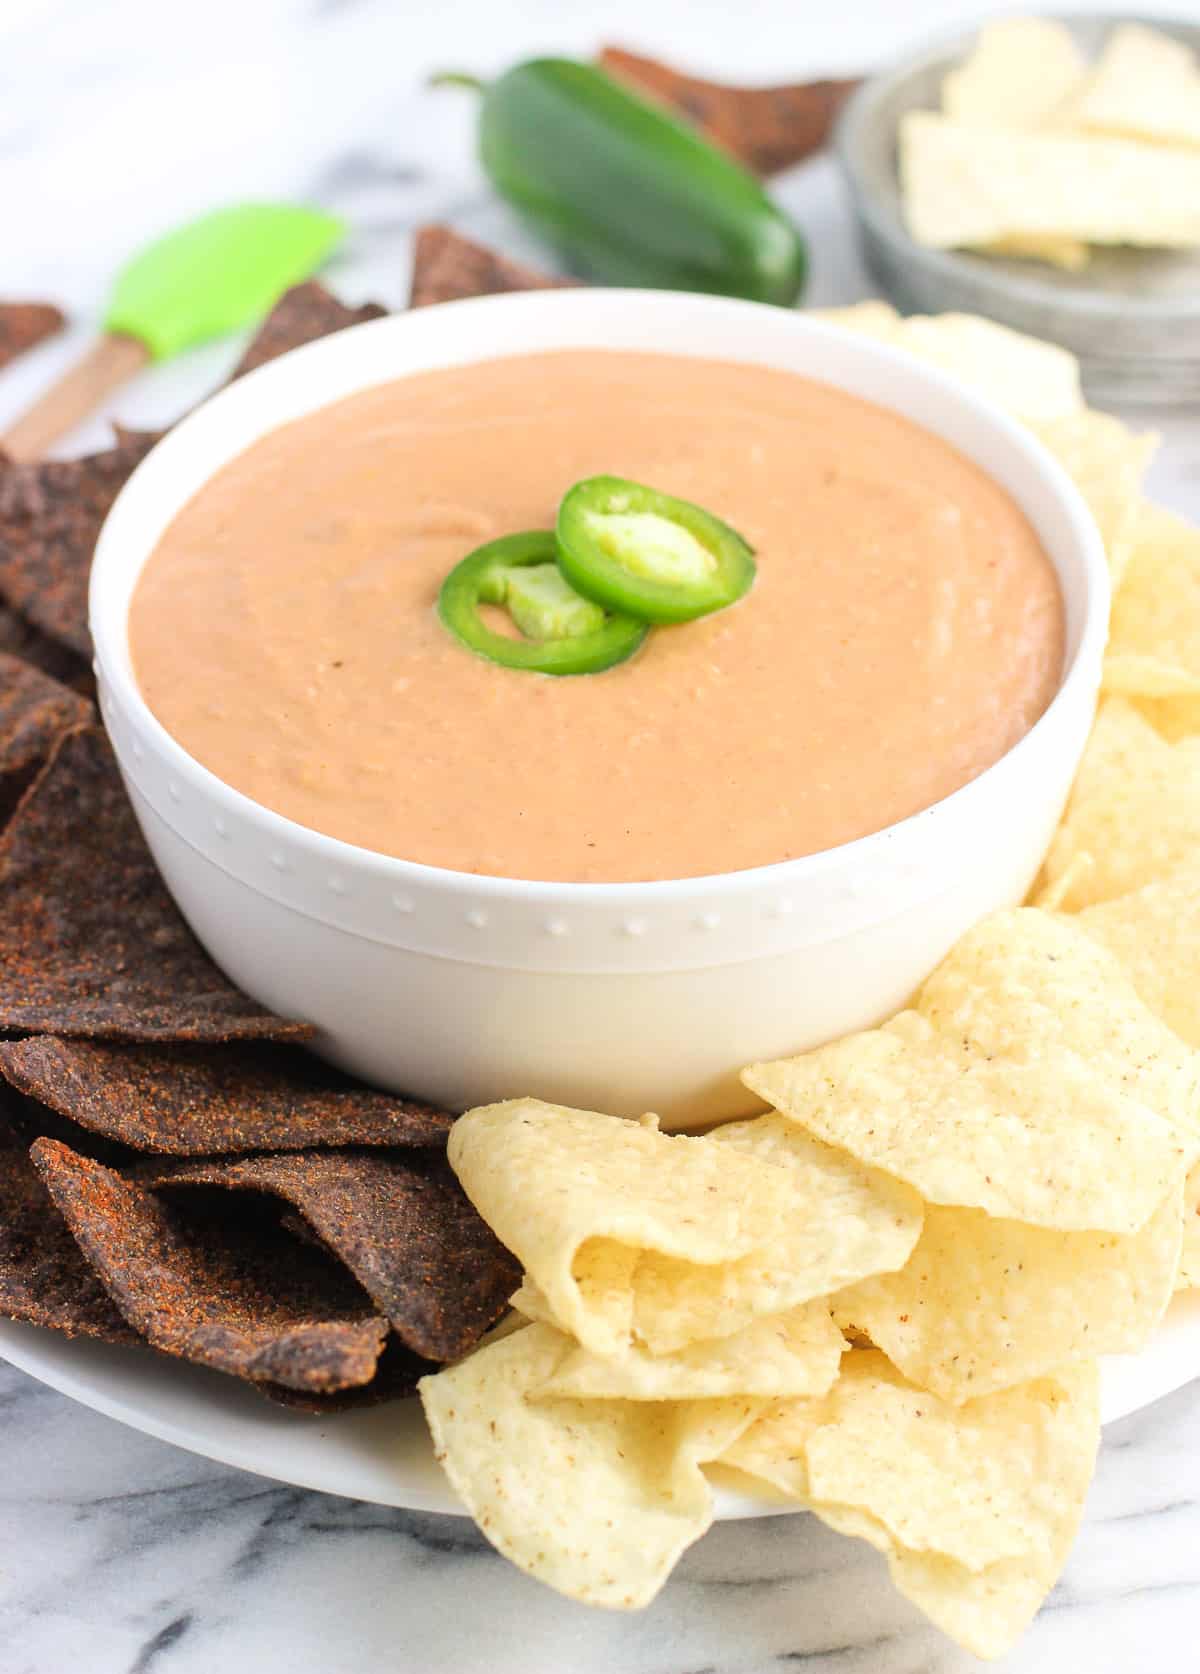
(2, 202, 345, 461)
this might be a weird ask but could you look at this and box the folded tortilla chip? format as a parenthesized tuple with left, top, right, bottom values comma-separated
(629, 1114, 922, 1353)
(744, 908, 1199, 1232)
(32, 1137, 395, 1393)
(144, 1148, 520, 1363)
(419, 1320, 760, 1607)
(448, 1100, 802, 1355)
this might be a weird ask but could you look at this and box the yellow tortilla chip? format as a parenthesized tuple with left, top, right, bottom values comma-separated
(1104, 504, 1200, 697)
(832, 1188, 1182, 1402)
(419, 1322, 760, 1607)
(808, 300, 900, 339)
(812, 303, 1082, 425)
(1180, 1166, 1200, 1289)
(1072, 24, 1200, 150)
(630, 1115, 923, 1353)
(1072, 863, 1200, 1047)
(447, 1100, 799, 1355)
(1040, 698, 1200, 910)
(743, 908, 1199, 1232)
(942, 18, 1087, 129)
(511, 1115, 921, 1355)
(536, 1300, 846, 1401)
(900, 111, 1200, 250)
(723, 1353, 1100, 1659)
(981, 234, 1091, 271)
(1136, 693, 1200, 743)
(1031, 413, 1157, 589)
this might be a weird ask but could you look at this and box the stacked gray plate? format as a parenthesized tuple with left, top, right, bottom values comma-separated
(835, 13, 1200, 407)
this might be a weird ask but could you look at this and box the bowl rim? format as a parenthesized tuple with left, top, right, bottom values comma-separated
(833, 9, 1200, 330)
(90, 285, 1110, 904)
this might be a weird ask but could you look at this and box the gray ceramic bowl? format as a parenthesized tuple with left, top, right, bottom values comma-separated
(835, 12, 1200, 407)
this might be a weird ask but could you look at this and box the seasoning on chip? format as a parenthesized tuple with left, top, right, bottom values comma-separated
(0, 301, 65, 371)
(722, 1353, 1100, 1661)
(0, 652, 92, 824)
(230, 281, 387, 380)
(598, 47, 859, 176)
(419, 1320, 761, 1607)
(627, 1114, 922, 1354)
(448, 1100, 812, 1355)
(143, 1148, 521, 1362)
(0, 431, 157, 657)
(408, 224, 574, 308)
(743, 908, 1199, 1231)
(0, 1108, 138, 1345)
(533, 1299, 846, 1402)
(1040, 699, 1200, 911)
(31, 1136, 391, 1393)
(832, 1188, 1182, 1403)
(0, 1035, 450, 1154)
(0, 726, 314, 1041)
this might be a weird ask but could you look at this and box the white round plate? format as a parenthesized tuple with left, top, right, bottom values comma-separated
(3, 1296, 1199, 1518)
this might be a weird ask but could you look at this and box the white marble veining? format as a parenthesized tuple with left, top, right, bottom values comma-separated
(2, 1, 1200, 1670)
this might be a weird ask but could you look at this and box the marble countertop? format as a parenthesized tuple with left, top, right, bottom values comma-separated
(2, 1, 1200, 1670)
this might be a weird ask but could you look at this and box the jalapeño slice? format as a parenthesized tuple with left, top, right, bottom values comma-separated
(556, 475, 756, 624)
(437, 529, 648, 674)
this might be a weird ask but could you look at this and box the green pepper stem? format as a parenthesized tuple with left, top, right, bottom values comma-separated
(428, 71, 488, 93)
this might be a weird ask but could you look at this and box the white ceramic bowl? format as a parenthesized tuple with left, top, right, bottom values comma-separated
(90, 289, 1108, 1127)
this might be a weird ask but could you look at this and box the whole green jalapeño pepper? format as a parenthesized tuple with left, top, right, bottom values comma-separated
(455, 59, 807, 305)
(437, 529, 648, 674)
(557, 476, 756, 624)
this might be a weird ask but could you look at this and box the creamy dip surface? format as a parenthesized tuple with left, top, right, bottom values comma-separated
(130, 350, 1065, 883)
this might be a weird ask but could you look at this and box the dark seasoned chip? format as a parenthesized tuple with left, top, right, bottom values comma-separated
(0, 302, 65, 371)
(0, 1034, 451, 1154)
(408, 224, 576, 308)
(0, 608, 93, 692)
(598, 47, 860, 176)
(0, 1107, 138, 1345)
(0, 431, 157, 657)
(0, 725, 313, 1042)
(263, 1339, 432, 1411)
(0, 653, 93, 826)
(32, 1137, 390, 1392)
(230, 281, 387, 380)
(145, 1148, 520, 1363)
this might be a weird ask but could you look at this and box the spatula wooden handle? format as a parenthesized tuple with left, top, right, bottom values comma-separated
(2, 332, 150, 461)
